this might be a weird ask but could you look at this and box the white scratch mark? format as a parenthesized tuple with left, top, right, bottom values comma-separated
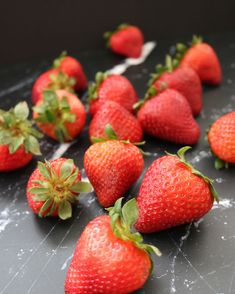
(61, 254, 73, 271)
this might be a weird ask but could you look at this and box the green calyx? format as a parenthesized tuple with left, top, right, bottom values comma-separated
(47, 71, 76, 93)
(103, 23, 130, 47)
(28, 159, 93, 220)
(214, 157, 229, 170)
(34, 90, 77, 142)
(53, 51, 67, 69)
(88, 72, 108, 103)
(166, 146, 219, 203)
(0, 102, 42, 155)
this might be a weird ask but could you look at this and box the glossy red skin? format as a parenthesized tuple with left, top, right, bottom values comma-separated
(137, 89, 200, 145)
(109, 26, 144, 58)
(89, 101, 143, 143)
(180, 43, 222, 85)
(84, 140, 144, 207)
(65, 215, 151, 294)
(0, 145, 32, 172)
(135, 155, 214, 233)
(34, 90, 86, 141)
(59, 56, 87, 91)
(208, 112, 235, 163)
(154, 67, 202, 116)
(89, 75, 138, 116)
(27, 158, 81, 217)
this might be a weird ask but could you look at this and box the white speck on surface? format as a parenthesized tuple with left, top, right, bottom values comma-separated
(210, 104, 234, 121)
(215, 178, 225, 183)
(0, 208, 12, 233)
(221, 236, 226, 240)
(61, 254, 73, 271)
(212, 198, 234, 210)
(190, 150, 211, 164)
(227, 78, 233, 84)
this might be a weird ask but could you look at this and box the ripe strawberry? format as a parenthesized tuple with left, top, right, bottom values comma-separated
(33, 89, 86, 142)
(0, 101, 42, 172)
(208, 112, 235, 169)
(53, 51, 87, 91)
(27, 158, 92, 219)
(149, 55, 202, 116)
(84, 125, 144, 207)
(175, 35, 222, 85)
(104, 23, 144, 58)
(32, 69, 76, 104)
(65, 198, 161, 293)
(136, 88, 200, 145)
(89, 101, 143, 143)
(135, 146, 219, 233)
(88, 72, 138, 116)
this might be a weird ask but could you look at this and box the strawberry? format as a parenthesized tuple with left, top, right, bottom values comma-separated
(88, 72, 138, 116)
(149, 55, 202, 116)
(136, 88, 200, 145)
(174, 35, 222, 85)
(208, 112, 235, 169)
(65, 198, 161, 293)
(89, 101, 143, 143)
(27, 158, 92, 219)
(84, 125, 144, 207)
(32, 69, 76, 104)
(104, 23, 144, 58)
(0, 102, 42, 172)
(33, 89, 86, 142)
(135, 146, 219, 233)
(53, 51, 87, 91)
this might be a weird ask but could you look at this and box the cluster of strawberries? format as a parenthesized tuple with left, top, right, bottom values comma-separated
(0, 24, 234, 293)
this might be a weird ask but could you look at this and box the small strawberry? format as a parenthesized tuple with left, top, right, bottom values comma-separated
(174, 35, 222, 85)
(84, 125, 144, 207)
(0, 101, 42, 172)
(32, 69, 76, 104)
(65, 198, 161, 294)
(149, 55, 202, 116)
(135, 146, 219, 233)
(88, 72, 138, 116)
(104, 23, 144, 58)
(208, 111, 235, 169)
(89, 101, 143, 143)
(33, 89, 86, 142)
(27, 158, 92, 219)
(136, 88, 200, 145)
(53, 51, 87, 91)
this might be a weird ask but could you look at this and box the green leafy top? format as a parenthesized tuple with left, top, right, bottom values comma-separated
(107, 198, 161, 271)
(53, 51, 67, 69)
(28, 159, 93, 220)
(103, 23, 130, 47)
(33, 90, 77, 142)
(0, 101, 42, 155)
(166, 146, 219, 203)
(87, 72, 108, 103)
(47, 71, 76, 93)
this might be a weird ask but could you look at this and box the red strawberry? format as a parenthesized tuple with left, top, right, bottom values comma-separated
(84, 125, 144, 207)
(65, 198, 161, 293)
(208, 111, 235, 169)
(149, 55, 202, 116)
(53, 51, 87, 91)
(175, 35, 222, 85)
(27, 158, 92, 219)
(88, 72, 138, 116)
(89, 101, 143, 143)
(136, 88, 200, 145)
(0, 101, 42, 172)
(32, 69, 76, 104)
(104, 24, 144, 58)
(135, 146, 218, 233)
(33, 89, 86, 142)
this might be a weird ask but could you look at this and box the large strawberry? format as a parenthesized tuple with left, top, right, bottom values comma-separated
(104, 23, 144, 58)
(149, 55, 202, 116)
(0, 102, 42, 172)
(136, 88, 200, 145)
(89, 101, 143, 143)
(65, 198, 161, 294)
(208, 111, 235, 169)
(27, 158, 92, 219)
(33, 89, 86, 142)
(174, 35, 222, 85)
(135, 146, 219, 233)
(53, 51, 87, 91)
(88, 72, 138, 116)
(84, 125, 144, 207)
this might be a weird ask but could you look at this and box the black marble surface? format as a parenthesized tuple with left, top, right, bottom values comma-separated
(0, 32, 235, 294)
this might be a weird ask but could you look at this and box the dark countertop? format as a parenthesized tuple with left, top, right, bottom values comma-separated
(0, 31, 235, 294)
